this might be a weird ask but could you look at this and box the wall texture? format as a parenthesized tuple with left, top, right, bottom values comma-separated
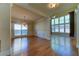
(27, 21, 35, 36)
(74, 4, 79, 55)
(0, 3, 10, 55)
(35, 18, 51, 40)
(75, 5, 79, 48)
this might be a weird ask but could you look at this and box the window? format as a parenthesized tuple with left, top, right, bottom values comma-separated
(60, 16, 64, 24)
(55, 18, 58, 24)
(14, 24, 21, 36)
(59, 24, 64, 32)
(14, 24, 28, 36)
(52, 19, 54, 25)
(22, 25, 28, 35)
(51, 14, 70, 33)
(52, 25, 55, 32)
(55, 25, 59, 32)
(65, 24, 70, 33)
(65, 14, 70, 23)
(65, 14, 70, 33)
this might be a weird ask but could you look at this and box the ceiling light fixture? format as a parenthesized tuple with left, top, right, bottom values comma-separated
(48, 3, 59, 8)
(22, 16, 26, 26)
(52, 16, 56, 18)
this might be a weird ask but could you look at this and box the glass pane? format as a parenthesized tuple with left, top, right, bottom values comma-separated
(22, 25, 27, 30)
(65, 24, 70, 33)
(52, 25, 55, 32)
(14, 24, 28, 36)
(14, 30, 21, 36)
(14, 24, 21, 30)
(14, 24, 21, 36)
(60, 16, 64, 24)
(65, 14, 70, 23)
(55, 25, 59, 32)
(22, 30, 27, 35)
(52, 19, 54, 25)
(60, 24, 64, 32)
(22, 25, 28, 35)
(55, 18, 59, 24)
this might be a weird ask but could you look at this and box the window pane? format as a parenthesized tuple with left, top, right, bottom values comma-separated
(65, 14, 70, 23)
(22, 30, 27, 35)
(52, 25, 55, 32)
(14, 24, 28, 36)
(60, 24, 64, 32)
(14, 24, 21, 30)
(60, 16, 64, 24)
(22, 25, 27, 30)
(52, 19, 54, 25)
(14, 30, 21, 36)
(51, 14, 70, 33)
(55, 18, 59, 24)
(14, 24, 21, 36)
(22, 25, 28, 35)
(55, 25, 59, 32)
(65, 24, 70, 33)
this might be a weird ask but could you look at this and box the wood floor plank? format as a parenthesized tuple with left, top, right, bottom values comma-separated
(12, 36, 78, 56)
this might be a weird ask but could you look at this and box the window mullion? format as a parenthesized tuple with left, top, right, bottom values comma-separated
(58, 17, 60, 32)
(54, 19, 55, 32)
(64, 16, 65, 33)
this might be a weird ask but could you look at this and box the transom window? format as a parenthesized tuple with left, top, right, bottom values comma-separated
(51, 14, 70, 33)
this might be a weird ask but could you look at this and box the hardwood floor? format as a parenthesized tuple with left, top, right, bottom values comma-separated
(51, 35, 78, 56)
(11, 35, 78, 56)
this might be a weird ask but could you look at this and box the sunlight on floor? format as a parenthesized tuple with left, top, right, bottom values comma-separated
(12, 38, 29, 55)
(51, 35, 75, 56)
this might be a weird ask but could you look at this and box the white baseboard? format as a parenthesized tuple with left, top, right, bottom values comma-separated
(36, 36, 50, 40)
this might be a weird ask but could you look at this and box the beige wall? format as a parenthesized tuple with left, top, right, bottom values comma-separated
(35, 18, 51, 40)
(11, 22, 14, 38)
(28, 21, 35, 35)
(76, 5, 79, 48)
(0, 4, 10, 55)
(75, 5, 79, 55)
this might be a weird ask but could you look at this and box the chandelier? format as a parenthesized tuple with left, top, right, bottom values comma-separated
(48, 3, 59, 8)
(22, 16, 27, 26)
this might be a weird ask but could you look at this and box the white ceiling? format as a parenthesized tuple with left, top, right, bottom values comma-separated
(11, 4, 43, 21)
(11, 3, 77, 22)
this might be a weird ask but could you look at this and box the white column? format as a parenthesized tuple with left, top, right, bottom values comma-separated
(75, 4, 79, 55)
(0, 4, 10, 56)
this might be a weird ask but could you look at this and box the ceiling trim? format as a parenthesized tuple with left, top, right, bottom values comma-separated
(11, 17, 30, 24)
(15, 4, 50, 18)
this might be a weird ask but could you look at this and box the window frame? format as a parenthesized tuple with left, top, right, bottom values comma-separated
(51, 14, 70, 34)
(14, 23, 28, 36)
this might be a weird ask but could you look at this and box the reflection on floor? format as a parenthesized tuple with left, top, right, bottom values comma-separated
(51, 35, 78, 56)
(12, 35, 78, 56)
(12, 38, 29, 56)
